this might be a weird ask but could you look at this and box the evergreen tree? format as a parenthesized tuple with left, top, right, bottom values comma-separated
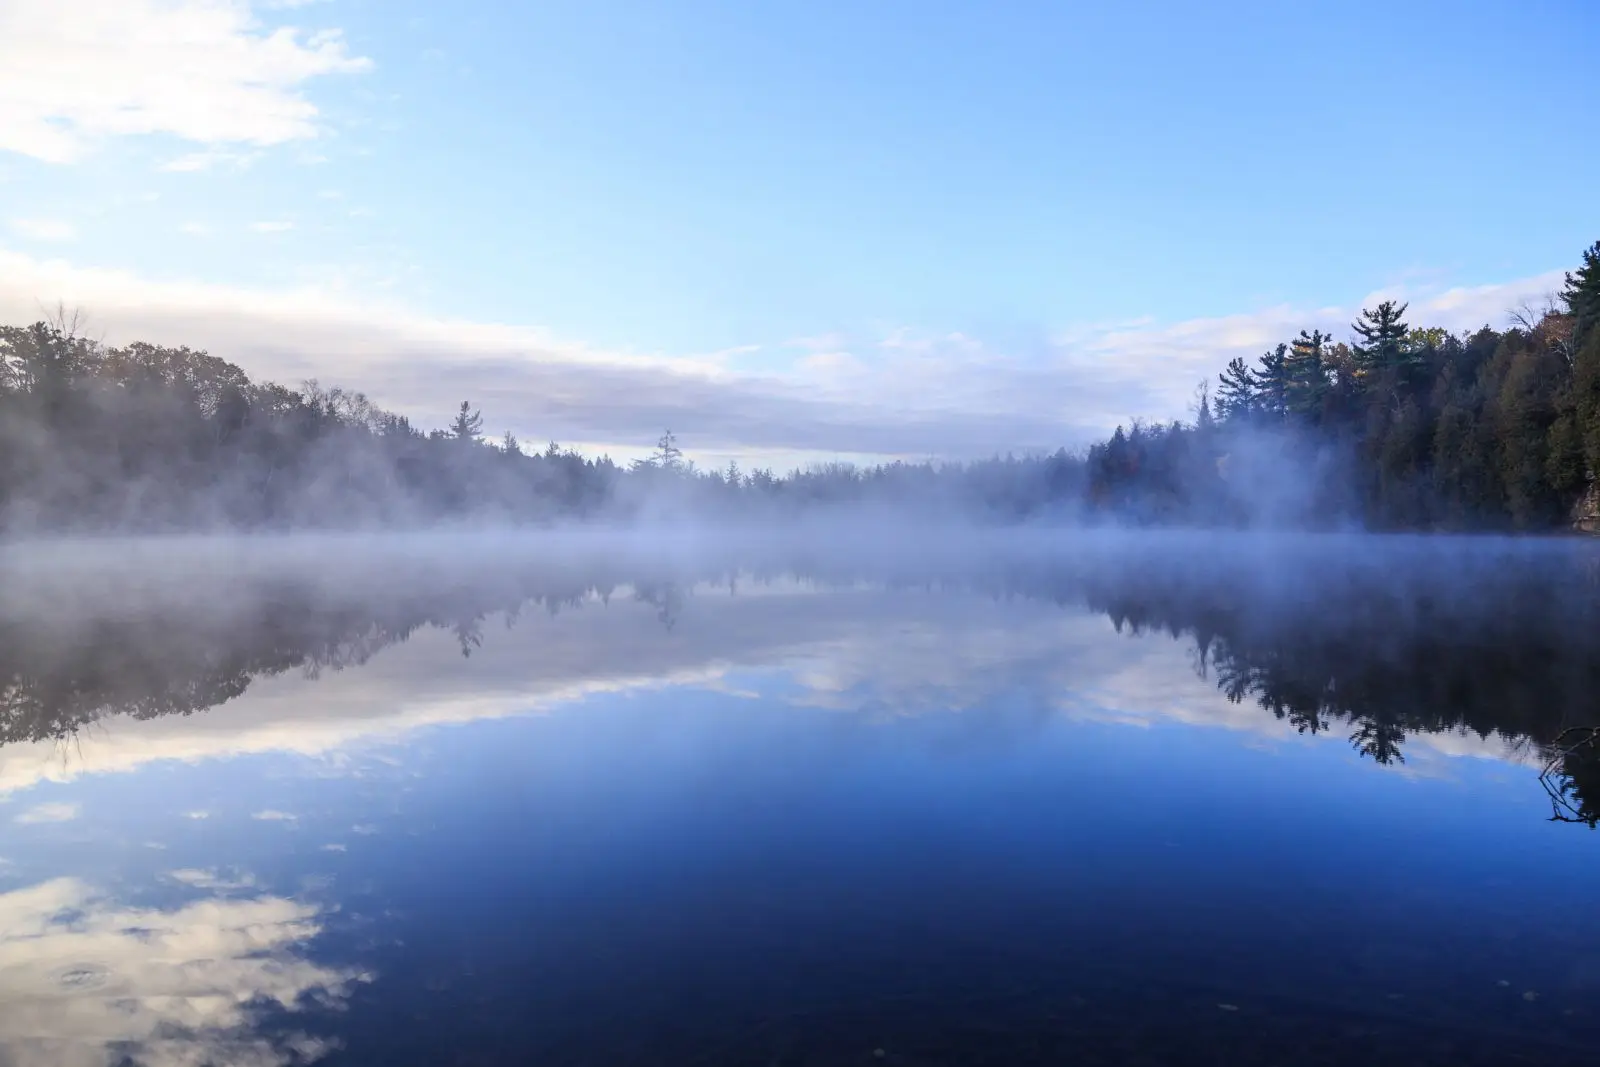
(1546, 408, 1585, 497)
(1429, 359, 1501, 526)
(1283, 329, 1331, 421)
(1253, 344, 1290, 421)
(1373, 396, 1428, 527)
(1216, 357, 1258, 422)
(1351, 301, 1413, 380)
(1494, 337, 1565, 527)
(653, 430, 684, 472)
(1194, 381, 1215, 433)
(450, 401, 484, 442)
(1431, 396, 1474, 524)
(1575, 326, 1600, 479)
(1564, 240, 1600, 354)
(1565, 242, 1600, 479)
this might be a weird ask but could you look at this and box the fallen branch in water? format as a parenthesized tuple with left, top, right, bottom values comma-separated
(1539, 727, 1600, 825)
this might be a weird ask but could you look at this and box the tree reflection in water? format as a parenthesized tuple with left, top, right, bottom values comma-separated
(4, 535, 1600, 826)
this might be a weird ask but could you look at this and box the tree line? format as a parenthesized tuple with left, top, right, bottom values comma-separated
(2, 239, 1596, 532)
(1088, 240, 1600, 530)
(0, 315, 1087, 529)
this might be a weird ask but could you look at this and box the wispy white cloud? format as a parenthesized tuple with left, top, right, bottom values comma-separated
(8, 217, 76, 242)
(0, 0, 371, 163)
(179, 222, 213, 237)
(14, 801, 78, 824)
(251, 809, 297, 821)
(1038, 270, 1567, 430)
(249, 220, 295, 233)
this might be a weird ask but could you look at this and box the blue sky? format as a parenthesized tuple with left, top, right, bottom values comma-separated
(1, 0, 1596, 464)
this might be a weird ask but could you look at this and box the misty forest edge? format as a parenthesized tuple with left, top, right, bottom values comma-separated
(2, 240, 1599, 534)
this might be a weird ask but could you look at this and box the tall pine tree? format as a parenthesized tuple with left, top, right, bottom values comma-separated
(1253, 344, 1290, 422)
(1564, 242, 1600, 479)
(1284, 329, 1331, 421)
(1351, 301, 1414, 381)
(450, 401, 484, 442)
(1564, 241, 1600, 354)
(1216, 356, 1259, 422)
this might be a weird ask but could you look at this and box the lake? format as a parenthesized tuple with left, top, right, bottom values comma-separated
(3, 530, 1600, 1067)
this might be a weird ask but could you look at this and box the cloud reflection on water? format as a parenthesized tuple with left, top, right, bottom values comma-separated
(0, 577, 1535, 807)
(0, 876, 367, 1067)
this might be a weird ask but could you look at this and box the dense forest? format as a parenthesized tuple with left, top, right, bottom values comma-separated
(1087, 239, 1600, 530)
(2, 240, 1597, 532)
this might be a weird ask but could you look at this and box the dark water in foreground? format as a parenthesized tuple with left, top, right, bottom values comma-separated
(5, 532, 1600, 1066)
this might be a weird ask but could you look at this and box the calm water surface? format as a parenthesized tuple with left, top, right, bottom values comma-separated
(4, 534, 1600, 1066)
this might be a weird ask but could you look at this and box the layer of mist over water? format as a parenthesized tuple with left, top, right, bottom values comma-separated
(5, 523, 1596, 617)
(4, 529, 1600, 1066)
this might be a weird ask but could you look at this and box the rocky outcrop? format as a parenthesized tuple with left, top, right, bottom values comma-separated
(1573, 481, 1600, 533)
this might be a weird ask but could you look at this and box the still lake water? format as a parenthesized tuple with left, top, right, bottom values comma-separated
(4, 531, 1600, 1066)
